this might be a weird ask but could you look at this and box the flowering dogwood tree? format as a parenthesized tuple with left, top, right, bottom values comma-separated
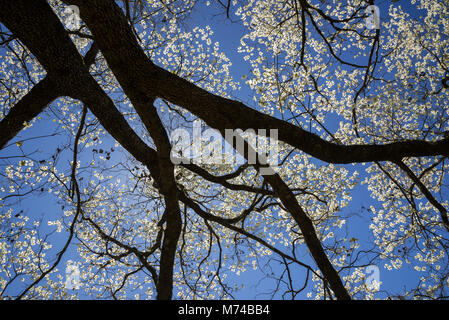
(0, 0, 448, 300)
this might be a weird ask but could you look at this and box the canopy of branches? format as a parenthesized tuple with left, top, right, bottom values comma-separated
(0, 0, 448, 300)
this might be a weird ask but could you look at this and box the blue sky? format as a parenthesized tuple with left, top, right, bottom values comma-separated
(0, 0, 447, 299)
(181, 0, 441, 299)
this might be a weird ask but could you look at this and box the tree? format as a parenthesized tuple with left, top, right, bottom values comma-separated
(0, 0, 448, 300)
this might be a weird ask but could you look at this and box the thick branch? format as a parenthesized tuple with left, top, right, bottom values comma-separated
(62, 0, 449, 164)
(54, 0, 351, 299)
(0, 77, 58, 149)
(0, 36, 98, 150)
(394, 159, 449, 232)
